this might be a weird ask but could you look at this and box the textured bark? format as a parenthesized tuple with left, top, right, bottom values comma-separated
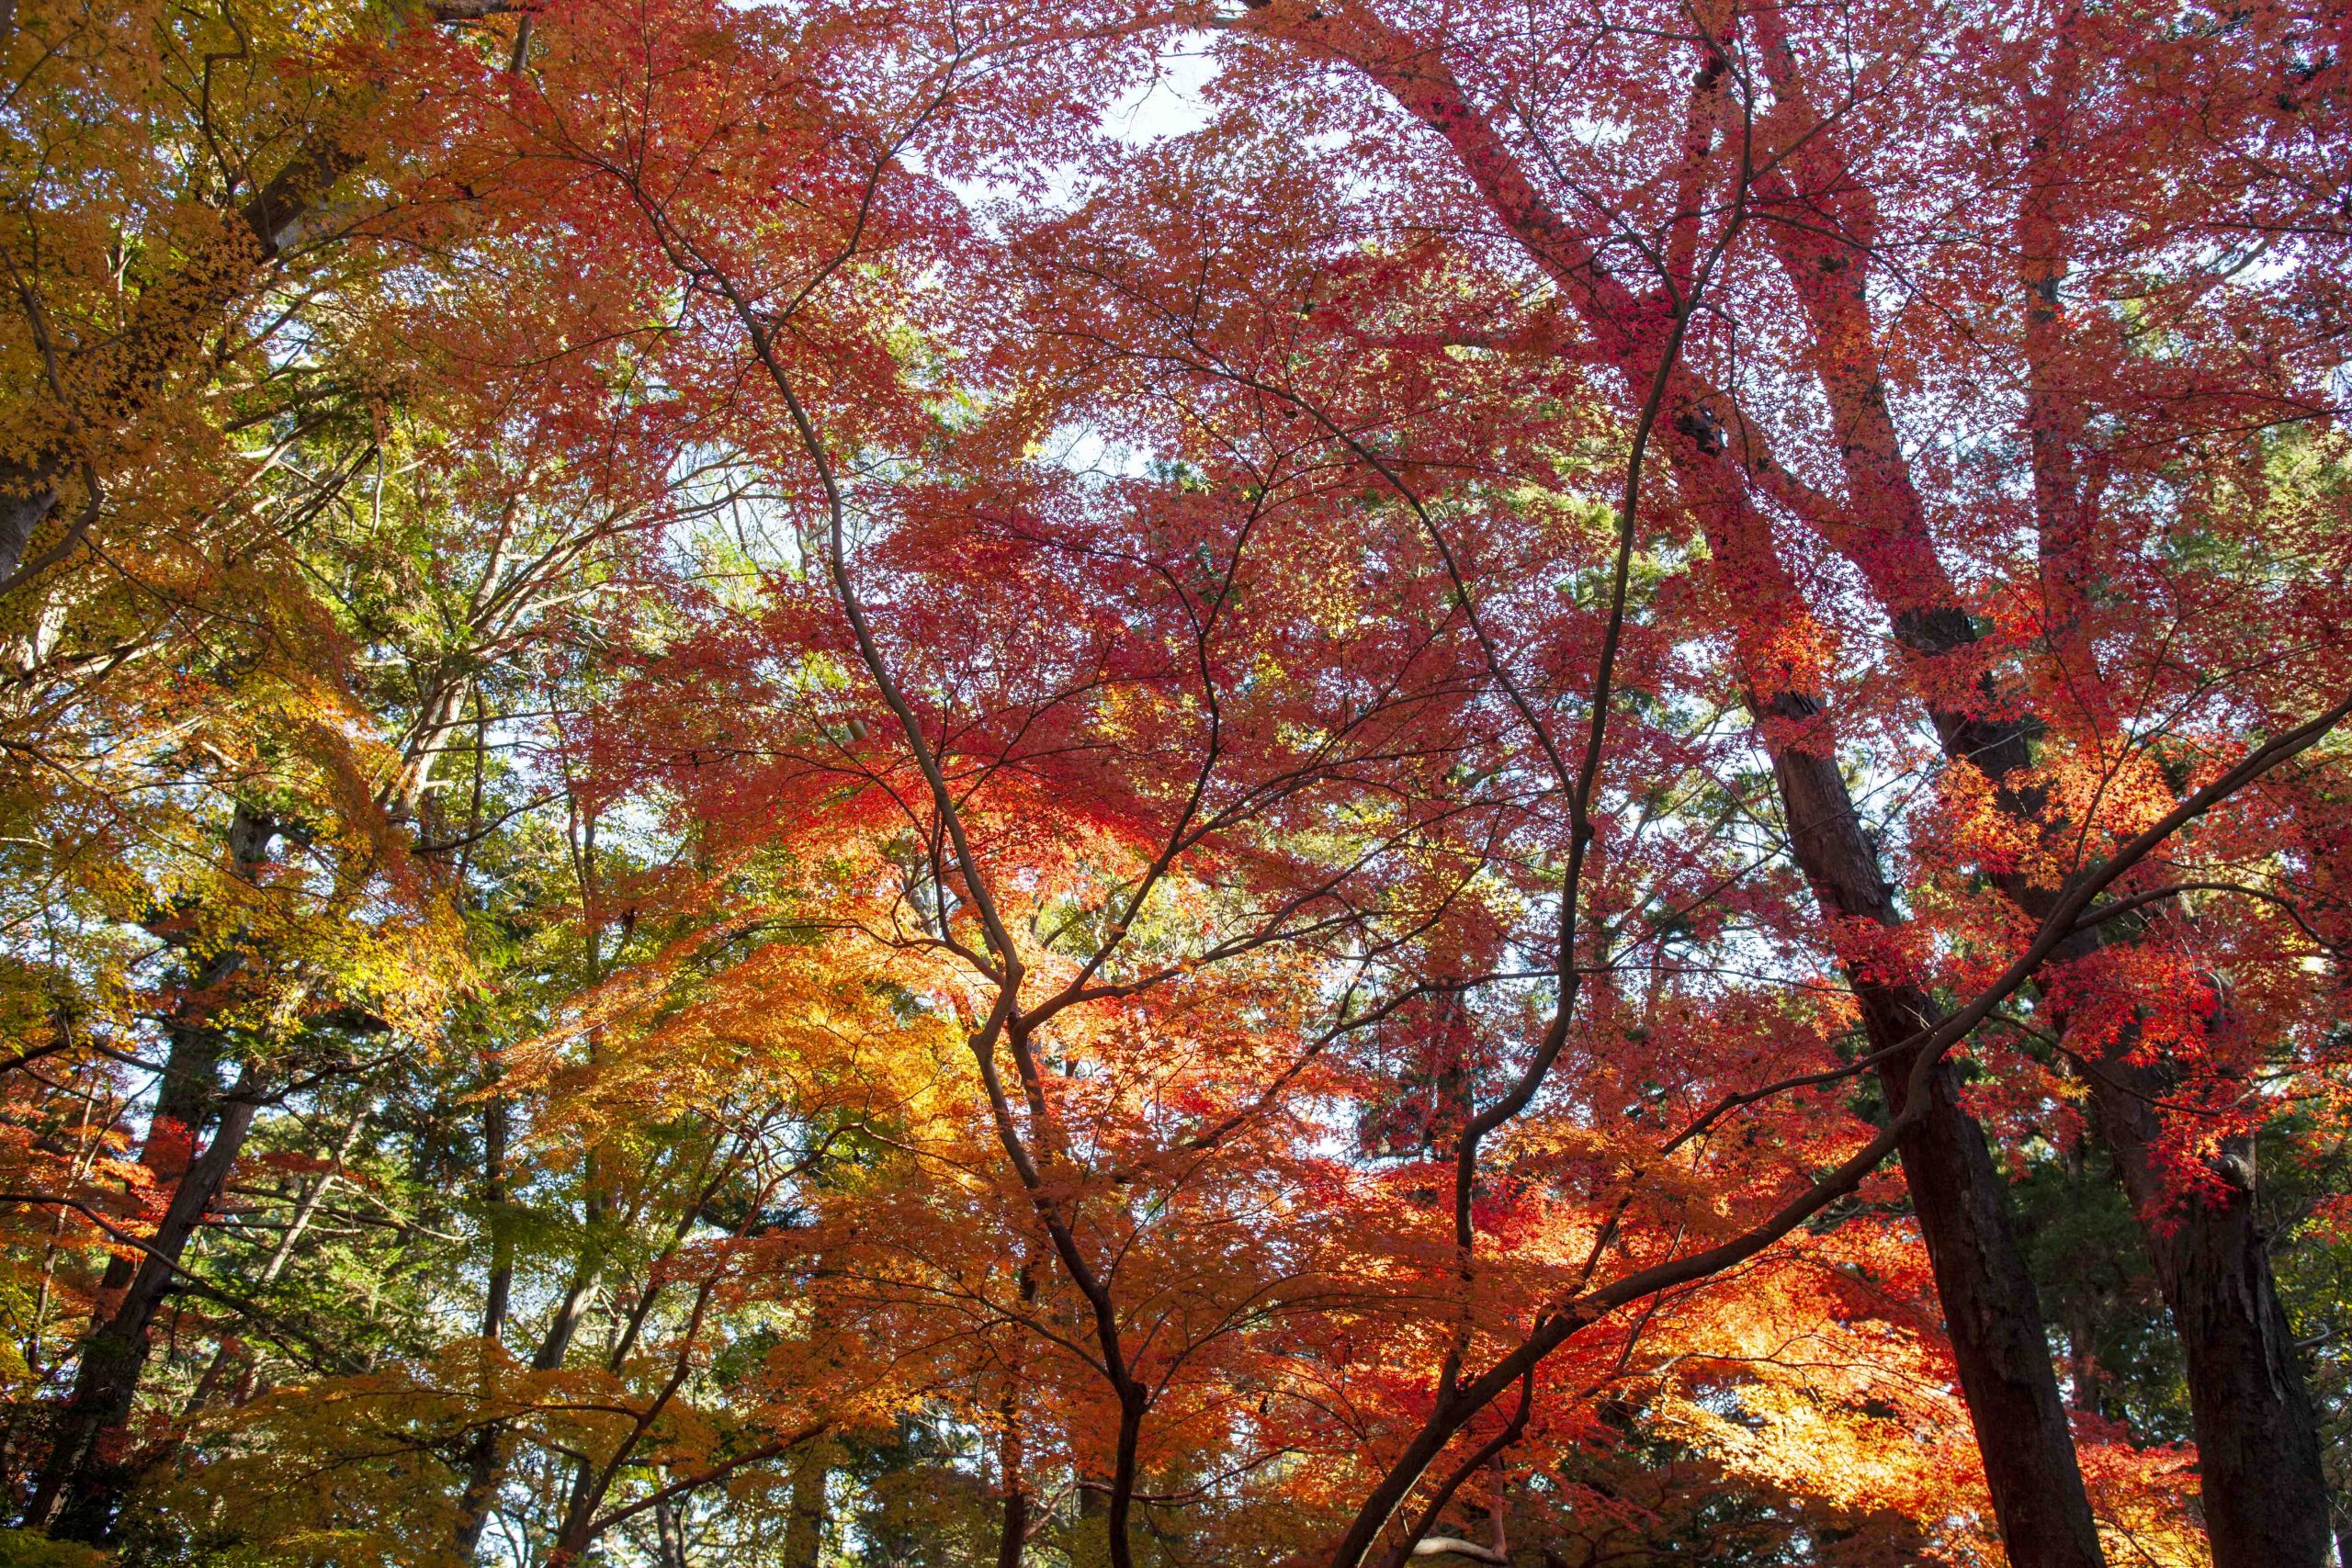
(0, 479, 60, 585)
(450, 1430, 505, 1563)
(656, 1495, 690, 1568)
(1170, 25, 2105, 1560)
(782, 1441, 830, 1568)
(1658, 432, 2101, 1564)
(2086, 1062, 2332, 1568)
(997, 1404, 1028, 1568)
(1769, 711, 2106, 1568)
(1943, 755, 2333, 1563)
(0, 115, 368, 585)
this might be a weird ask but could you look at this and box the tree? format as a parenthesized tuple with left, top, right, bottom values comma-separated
(1, 0, 2346, 1565)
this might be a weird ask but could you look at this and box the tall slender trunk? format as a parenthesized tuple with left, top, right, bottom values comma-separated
(1766, 709, 2107, 1568)
(1903, 609, 2331, 1564)
(185, 1113, 366, 1417)
(998, 1265, 1035, 1568)
(85, 968, 230, 1311)
(1650, 415, 2104, 1567)
(1589, 166, 2107, 1540)
(28, 1088, 262, 1539)
(453, 1084, 516, 1562)
(25, 804, 282, 1540)
(458, 831, 613, 1563)
(1105, 1389, 1146, 1568)
(1660, 415, 2100, 1562)
(452, 1257, 600, 1558)
(997, 1418, 1028, 1568)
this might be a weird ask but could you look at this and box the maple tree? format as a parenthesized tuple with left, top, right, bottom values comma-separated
(0, 0, 2347, 1564)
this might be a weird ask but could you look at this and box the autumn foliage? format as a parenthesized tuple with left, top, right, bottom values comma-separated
(0, 0, 2347, 1564)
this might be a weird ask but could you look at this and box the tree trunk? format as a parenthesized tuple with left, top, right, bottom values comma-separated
(997, 1404, 1027, 1568)
(25, 803, 282, 1540)
(452, 1084, 515, 1562)
(1758, 142, 2334, 1554)
(1767, 713, 2106, 1568)
(1868, 599, 2333, 1566)
(452, 1261, 599, 1559)
(0, 473, 60, 584)
(997, 1476, 1030, 1568)
(782, 1440, 830, 1568)
(2086, 1059, 2332, 1567)
(28, 1089, 261, 1539)
(453, 999, 620, 1564)
(0, 129, 367, 579)
(1659, 434, 2101, 1565)
(656, 1494, 690, 1568)
(1726, 323, 2335, 1556)
(1949, 762, 2333, 1563)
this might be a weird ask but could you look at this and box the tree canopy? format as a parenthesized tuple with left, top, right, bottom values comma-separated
(0, 0, 2347, 1564)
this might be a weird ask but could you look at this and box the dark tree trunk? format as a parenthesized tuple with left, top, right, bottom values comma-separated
(452, 1086, 514, 1562)
(997, 1477, 1029, 1568)
(0, 472, 60, 582)
(1721, 51, 2335, 1553)
(1870, 1052, 2101, 1567)
(28, 1090, 261, 1539)
(451, 1262, 600, 1560)
(2086, 1060, 2332, 1568)
(1662, 432, 2101, 1563)
(85, 975, 230, 1309)
(451, 1429, 503, 1562)
(1949, 743, 2333, 1562)
(997, 1403, 1028, 1568)
(25, 804, 282, 1540)
(1767, 712, 2106, 1568)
